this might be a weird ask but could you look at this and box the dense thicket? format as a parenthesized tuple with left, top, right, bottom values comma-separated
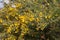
(0, 0, 60, 40)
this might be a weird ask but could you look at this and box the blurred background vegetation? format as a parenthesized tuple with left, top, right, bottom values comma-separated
(0, 0, 60, 40)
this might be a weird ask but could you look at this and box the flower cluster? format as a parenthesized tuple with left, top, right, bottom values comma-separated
(0, 0, 60, 40)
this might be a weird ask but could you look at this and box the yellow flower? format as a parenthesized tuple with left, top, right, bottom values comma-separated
(7, 27, 11, 33)
(45, 16, 48, 19)
(29, 17, 34, 21)
(36, 18, 40, 22)
(15, 17, 18, 20)
(19, 16, 26, 22)
(9, 7, 14, 11)
(6, 15, 9, 19)
(21, 33, 24, 36)
(14, 22, 19, 26)
(47, 3, 49, 5)
(45, 15, 52, 19)
(0, 18, 3, 23)
(15, 3, 22, 8)
(39, 12, 43, 17)
(40, 23, 47, 30)
(48, 15, 51, 19)
(19, 16, 25, 19)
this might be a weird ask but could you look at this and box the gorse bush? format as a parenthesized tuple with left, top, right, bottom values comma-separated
(0, 0, 60, 40)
